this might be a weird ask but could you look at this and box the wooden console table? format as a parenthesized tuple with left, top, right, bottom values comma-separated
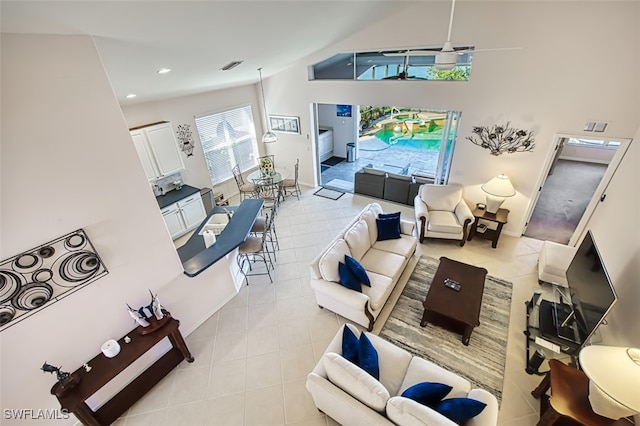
(51, 313, 193, 425)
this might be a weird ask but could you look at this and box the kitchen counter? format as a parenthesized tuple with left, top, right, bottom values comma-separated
(177, 199, 263, 277)
(156, 185, 200, 209)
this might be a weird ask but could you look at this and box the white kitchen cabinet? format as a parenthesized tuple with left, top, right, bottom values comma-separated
(131, 122, 185, 181)
(161, 205, 187, 239)
(178, 195, 207, 230)
(161, 194, 207, 240)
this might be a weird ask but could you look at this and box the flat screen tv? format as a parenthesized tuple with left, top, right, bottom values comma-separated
(554, 230, 617, 345)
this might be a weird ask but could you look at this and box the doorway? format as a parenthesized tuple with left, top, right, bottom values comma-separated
(312, 103, 461, 191)
(523, 135, 630, 245)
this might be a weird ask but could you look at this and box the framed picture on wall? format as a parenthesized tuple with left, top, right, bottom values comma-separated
(269, 115, 300, 134)
(337, 105, 352, 117)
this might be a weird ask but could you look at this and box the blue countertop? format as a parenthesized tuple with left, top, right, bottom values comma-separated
(156, 185, 201, 209)
(177, 199, 263, 277)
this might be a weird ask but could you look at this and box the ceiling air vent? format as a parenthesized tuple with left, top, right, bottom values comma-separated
(220, 61, 243, 71)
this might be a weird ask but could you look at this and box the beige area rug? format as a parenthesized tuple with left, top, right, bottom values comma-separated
(375, 256, 513, 402)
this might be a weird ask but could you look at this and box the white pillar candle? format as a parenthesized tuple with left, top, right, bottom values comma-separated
(101, 339, 121, 358)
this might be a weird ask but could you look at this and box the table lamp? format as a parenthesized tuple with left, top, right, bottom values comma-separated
(481, 174, 515, 213)
(579, 345, 640, 419)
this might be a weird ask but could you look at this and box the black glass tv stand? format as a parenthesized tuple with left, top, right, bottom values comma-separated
(524, 294, 584, 375)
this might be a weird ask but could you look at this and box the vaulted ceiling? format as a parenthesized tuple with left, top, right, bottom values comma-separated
(1, 1, 417, 104)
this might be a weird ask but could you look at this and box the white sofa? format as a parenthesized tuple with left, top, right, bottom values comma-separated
(306, 324, 499, 426)
(309, 203, 417, 330)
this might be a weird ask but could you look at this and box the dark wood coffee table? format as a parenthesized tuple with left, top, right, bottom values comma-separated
(420, 257, 488, 345)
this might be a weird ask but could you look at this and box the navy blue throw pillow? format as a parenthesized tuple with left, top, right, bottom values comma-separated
(358, 333, 380, 380)
(379, 212, 401, 220)
(345, 255, 370, 287)
(376, 217, 401, 241)
(435, 398, 487, 423)
(341, 326, 360, 365)
(401, 382, 453, 407)
(338, 262, 362, 292)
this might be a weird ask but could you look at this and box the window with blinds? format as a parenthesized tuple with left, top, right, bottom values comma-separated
(194, 105, 260, 185)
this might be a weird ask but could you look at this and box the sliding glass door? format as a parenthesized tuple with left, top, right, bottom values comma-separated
(434, 110, 461, 184)
(315, 103, 461, 190)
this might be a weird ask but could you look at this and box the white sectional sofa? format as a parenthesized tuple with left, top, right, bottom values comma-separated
(309, 203, 417, 330)
(306, 324, 499, 426)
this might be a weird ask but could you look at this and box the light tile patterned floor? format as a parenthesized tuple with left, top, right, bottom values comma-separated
(115, 187, 550, 426)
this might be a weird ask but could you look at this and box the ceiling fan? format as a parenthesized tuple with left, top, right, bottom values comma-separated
(385, 0, 520, 70)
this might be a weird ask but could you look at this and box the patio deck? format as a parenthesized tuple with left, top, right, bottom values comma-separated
(321, 136, 439, 193)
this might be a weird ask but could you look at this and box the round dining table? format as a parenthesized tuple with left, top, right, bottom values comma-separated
(247, 168, 290, 203)
(247, 167, 289, 184)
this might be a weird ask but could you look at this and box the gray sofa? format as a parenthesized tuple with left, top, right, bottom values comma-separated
(354, 166, 386, 198)
(354, 166, 435, 205)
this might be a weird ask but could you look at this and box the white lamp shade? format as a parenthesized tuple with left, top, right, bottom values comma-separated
(580, 345, 640, 418)
(481, 174, 515, 213)
(481, 174, 516, 198)
(262, 131, 278, 144)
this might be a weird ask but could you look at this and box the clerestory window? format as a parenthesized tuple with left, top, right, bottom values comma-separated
(309, 48, 473, 82)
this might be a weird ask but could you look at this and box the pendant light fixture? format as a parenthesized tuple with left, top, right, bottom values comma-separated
(258, 67, 278, 144)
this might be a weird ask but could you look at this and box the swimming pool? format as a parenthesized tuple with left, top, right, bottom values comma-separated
(373, 121, 444, 150)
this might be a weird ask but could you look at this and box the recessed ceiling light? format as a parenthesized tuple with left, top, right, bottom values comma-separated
(157, 68, 171, 74)
(220, 60, 243, 71)
(126, 94, 137, 99)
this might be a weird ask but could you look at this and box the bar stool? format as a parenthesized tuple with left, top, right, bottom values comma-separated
(250, 206, 279, 263)
(237, 213, 273, 284)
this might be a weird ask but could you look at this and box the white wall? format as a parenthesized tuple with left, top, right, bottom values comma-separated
(0, 34, 237, 423)
(317, 103, 358, 158)
(584, 128, 640, 347)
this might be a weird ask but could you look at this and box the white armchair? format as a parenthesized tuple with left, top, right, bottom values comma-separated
(414, 184, 474, 246)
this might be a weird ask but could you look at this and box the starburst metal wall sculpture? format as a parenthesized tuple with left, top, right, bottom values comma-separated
(466, 122, 535, 156)
(176, 124, 195, 157)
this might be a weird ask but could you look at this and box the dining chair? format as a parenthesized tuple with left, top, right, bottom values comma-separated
(281, 158, 301, 200)
(232, 164, 255, 200)
(237, 212, 273, 284)
(252, 176, 279, 215)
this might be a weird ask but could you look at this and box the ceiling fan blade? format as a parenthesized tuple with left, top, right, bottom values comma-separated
(390, 46, 521, 57)
(383, 50, 438, 57)
(469, 47, 522, 53)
